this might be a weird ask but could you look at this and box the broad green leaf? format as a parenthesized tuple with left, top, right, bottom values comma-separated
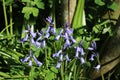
(32, 7, 39, 17)
(22, 7, 39, 19)
(72, 0, 85, 29)
(35, 0, 44, 9)
(31, 1, 36, 6)
(22, 7, 32, 13)
(24, 12, 31, 20)
(22, 7, 32, 19)
(94, 0, 105, 6)
(108, 2, 118, 11)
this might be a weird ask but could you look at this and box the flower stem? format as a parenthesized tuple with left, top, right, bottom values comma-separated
(2, 0, 9, 36)
(68, 59, 76, 80)
(10, 5, 13, 36)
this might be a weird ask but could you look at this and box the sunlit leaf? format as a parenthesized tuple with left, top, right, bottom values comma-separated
(102, 27, 110, 34)
(22, 7, 39, 19)
(0, 72, 10, 78)
(94, 0, 105, 6)
(35, 0, 44, 9)
(50, 67, 58, 73)
(22, 0, 30, 2)
(32, 7, 39, 17)
(108, 2, 118, 11)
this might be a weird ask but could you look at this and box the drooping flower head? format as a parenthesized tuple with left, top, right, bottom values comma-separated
(88, 41, 97, 51)
(20, 50, 42, 67)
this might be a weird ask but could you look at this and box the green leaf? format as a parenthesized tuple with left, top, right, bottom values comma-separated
(24, 12, 31, 20)
(22, 0, 30, 2)
(35, 0, 44, 9)
(31, 1, 36, 6)
(93, 25, 99, 33)
(22, 7, 32, 19)
(0, 72, 10, 78)
(5, 0, 13, 6)
(108, 2, 118, 11)
(50, 67, 58, 73)
(94, 0, 105, 6)
(22, 7, 39, 19)
(32, 7, 39, 17)
(72, 0, 85, 29)
(102, 27, 110, 34)
(45, 71, 55, 80)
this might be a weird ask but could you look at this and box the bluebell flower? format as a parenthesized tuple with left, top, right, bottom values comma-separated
(20, 54, 30, 63)
(33, 55, 42, 67)
(20, 51, 42, 67)
(59, 54, 63, 62)
(88, 41, 97, 51)
(64, 23, 73, 35)
(50, 26, 56, 34)
(63, 33, 69, 40)
(30, 32, 36, 38)
(89, 53, 96, 61)
(53, 50, 62, 59)
(24, 24, 31, 33)
(20, 34, 29, 44)
(37, 30, 44, 40)
(94, 64, 101, 72)
(24, 25, 36, 38)
(35, 41, 41, 48)
(65, 54, 71, 62)
(79, 57, 85, 64)
(63, 39, 71, 50)
(20, 25, 36, 44)
(44, 33, 50, 39)
(46, 26, 56, 35)
(46, 26, 51, 33)
(46, 16, 54, 25)
(30, 38, 35, 44)
(41, 40, 46, 48)
(28, 60, 32, 66)
(56, 62, 61, 69)
(55, 29, 63, 40)
(75, 43, 85, 58)
(70, 36, 76, 43)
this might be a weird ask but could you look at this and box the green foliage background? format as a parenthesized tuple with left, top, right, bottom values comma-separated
(0, 0, 120, 80)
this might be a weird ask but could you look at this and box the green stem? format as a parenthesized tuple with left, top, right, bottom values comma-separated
(96, 55, 105, 80)
(68, 59, 76, 80)
(60, 62, 64, 80)
(2, 0, 9, 36)
(10, 5, 13, 36)
(45, 48, 48, 68)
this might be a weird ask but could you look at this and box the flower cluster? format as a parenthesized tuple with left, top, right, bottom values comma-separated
(20, 16, 100, 72)
(20, 50, 42, 67)
(52, 23, 76, 68)
(88, 41, 101, 71)
(75, 41, 85, 64)
(53, 50, 71, 68)
(20, 17, 56, 67)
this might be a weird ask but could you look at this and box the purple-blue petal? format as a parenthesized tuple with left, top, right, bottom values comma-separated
(94, 64, 101, 72)
(56, 62, 61, 69)
(65, 54, 71, 62)
(80, 57, 85, 64)
(28, 60, 32, 66)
